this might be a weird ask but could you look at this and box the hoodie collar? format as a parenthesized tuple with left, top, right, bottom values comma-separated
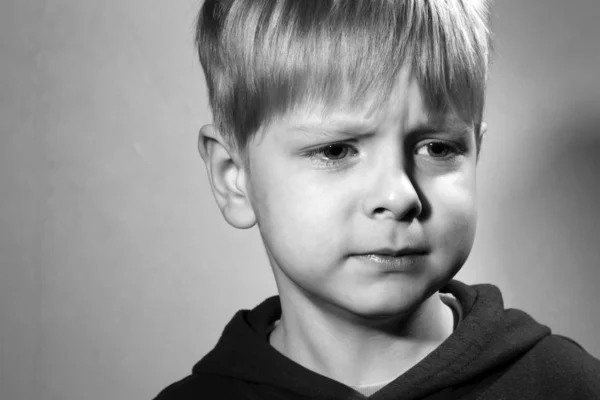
(194, 280, 551, 399)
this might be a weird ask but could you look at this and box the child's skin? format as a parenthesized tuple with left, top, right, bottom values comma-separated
(199, 66, 484, 386)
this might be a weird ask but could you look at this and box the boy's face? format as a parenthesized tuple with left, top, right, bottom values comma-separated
(240, 69, 478, 318)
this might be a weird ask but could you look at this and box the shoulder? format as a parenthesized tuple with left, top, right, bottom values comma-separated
(153, 374, 204, 400)
(477, 334, 600, 400)
(153, 373, 242, 400)
(535, 334, 600, 378)
(523, 334, 600, 396)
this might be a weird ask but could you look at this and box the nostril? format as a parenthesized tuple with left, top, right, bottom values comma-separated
(371, 202, 422, 221)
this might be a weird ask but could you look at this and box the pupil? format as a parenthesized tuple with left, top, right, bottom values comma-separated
(429, 143, 447, 156)
(326, 145, 346, 159)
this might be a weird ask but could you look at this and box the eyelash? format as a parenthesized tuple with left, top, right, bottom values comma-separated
(415, 141, 467, 160)
(304, 142, 360, 168)
(304, 140, 467, 168)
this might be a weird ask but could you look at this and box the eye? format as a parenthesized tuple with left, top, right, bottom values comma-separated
(322, 144, 350, 160)
(426, 142, 451, 157)
(304, 142, 359, 168)
(415, 141, 463, 159)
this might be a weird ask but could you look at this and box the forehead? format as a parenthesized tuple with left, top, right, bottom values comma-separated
(278, 75, 473, 136)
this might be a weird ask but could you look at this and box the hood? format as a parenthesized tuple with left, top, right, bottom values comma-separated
(193, 279, 551, 399)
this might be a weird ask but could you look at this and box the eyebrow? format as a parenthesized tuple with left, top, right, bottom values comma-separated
(292, 120, 377, 139)
(411, 119, 474, 136)
(292, 116, 473, 139)
(423, 110, 476, 131)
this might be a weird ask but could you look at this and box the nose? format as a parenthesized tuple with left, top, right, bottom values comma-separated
(362, 155, 423, 222)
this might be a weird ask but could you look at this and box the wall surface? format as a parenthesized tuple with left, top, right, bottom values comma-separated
(1, 1, 599, 399)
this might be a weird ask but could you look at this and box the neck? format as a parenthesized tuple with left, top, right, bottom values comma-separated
(269, 288, 454, 387)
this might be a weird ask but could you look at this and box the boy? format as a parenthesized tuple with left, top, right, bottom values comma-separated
(156, 0, 600, 398)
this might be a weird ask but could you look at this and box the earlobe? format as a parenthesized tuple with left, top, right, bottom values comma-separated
(198, 125, 257, 229)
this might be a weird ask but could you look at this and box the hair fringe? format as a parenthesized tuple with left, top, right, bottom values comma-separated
(196, 0, 492, 151)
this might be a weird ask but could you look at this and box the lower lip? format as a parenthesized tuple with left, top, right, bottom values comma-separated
(355, 254, 426, 271)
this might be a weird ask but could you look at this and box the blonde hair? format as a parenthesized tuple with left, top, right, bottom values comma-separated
(196, 0, 492, 152)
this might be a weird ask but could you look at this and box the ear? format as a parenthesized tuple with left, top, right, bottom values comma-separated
(476, 122, 487, 161)
(197, 125, 256, 229)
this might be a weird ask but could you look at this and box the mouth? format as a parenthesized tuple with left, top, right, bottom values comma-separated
(354, 249, 428, 270)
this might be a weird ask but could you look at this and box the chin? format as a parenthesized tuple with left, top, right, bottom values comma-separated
(337, 284, 427, 320)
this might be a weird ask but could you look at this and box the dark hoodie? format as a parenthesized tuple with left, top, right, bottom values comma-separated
(155, 280, 600, 399)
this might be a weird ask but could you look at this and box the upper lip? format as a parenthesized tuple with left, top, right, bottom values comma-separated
(359, 247, 428, 257)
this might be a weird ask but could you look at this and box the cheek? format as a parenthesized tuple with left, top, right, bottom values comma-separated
(250, 164, 350, 261)
(423, 170, 477, 249)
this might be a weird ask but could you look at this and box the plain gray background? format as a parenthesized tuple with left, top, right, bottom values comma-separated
(1, 0, 599, 399)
